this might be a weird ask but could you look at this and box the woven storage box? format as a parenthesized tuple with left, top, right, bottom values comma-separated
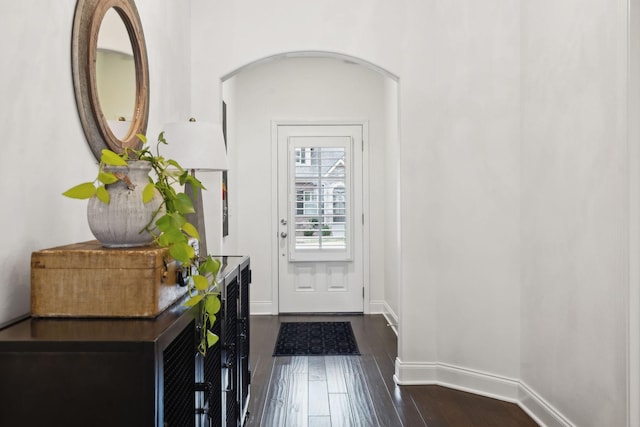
(31, 240, 187, 318)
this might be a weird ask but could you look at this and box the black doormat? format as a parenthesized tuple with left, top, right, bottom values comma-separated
(272, 321, 360, 356)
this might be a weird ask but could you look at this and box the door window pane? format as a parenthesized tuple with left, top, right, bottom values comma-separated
(293, 147, 347, 251)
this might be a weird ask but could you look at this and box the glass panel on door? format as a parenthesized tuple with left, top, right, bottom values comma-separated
(288, 139, 352, 261)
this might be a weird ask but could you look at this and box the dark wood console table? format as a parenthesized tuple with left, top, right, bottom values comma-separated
(0, 255, 250, 427)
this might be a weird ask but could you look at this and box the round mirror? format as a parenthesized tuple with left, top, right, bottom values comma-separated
(72, 0, 149, 159)
(97, 9, 136, 140)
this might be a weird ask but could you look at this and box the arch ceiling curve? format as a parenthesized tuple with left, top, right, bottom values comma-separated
(221, 50, 399, 83)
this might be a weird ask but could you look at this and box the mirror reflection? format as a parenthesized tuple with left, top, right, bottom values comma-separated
(96, 8, 135, 140)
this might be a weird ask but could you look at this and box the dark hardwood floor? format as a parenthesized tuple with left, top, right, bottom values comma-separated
(246, 314, 538, 427)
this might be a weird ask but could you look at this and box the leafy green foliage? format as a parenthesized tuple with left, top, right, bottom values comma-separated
(98, 172, 119, 185)
(181, 222, 199, 240)
(95, 186, 109, 204)
(61, 148, 126, 201)
(101, 149, 128, 166)
(134, 133, 221, 356)
(206, 329, 219, 348)
(62, 182, 97, 199)
(192, 257, 222, 354)
(169, 241, 195, 264)
(62, 133, 222, 357)
(184, 294, 203, 307)
(193, 275, 209, 291)
(142, 183, 156, 203)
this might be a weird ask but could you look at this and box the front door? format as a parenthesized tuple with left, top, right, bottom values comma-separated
(277, 124, 364, 313)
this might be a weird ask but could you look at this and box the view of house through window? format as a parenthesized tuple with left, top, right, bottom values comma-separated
(293, 146, 347, 250)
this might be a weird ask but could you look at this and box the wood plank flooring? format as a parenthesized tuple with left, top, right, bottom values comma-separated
(246, 314, 538, 427)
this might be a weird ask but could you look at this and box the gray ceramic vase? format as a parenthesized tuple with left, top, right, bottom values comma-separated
(87, 160, 163, 247)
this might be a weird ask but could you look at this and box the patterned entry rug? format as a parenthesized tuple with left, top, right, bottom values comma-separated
(272, 321, 360, 356)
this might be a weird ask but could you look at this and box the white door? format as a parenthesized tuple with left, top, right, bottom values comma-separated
(277, 124, 364, 313)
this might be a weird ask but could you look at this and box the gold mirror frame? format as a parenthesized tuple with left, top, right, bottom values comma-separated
(72, 0, 149, 159)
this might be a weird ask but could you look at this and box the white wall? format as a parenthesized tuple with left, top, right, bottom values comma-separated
(629, 1, 640, 424)
(0, 0, 192, 327)
(415, 0, 521, 384)
(0, 0, 86, 327)
(521, 0, 629, 425)
(191, 0, 631, 425)
(223, 57, 389, 314)
(383, 78, 401, 323)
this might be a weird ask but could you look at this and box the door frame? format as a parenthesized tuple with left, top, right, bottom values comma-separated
(270, 120, 370, 314)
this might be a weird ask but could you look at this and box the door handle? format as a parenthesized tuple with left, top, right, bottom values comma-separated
(280, 219, 288, 225)
(280, 232, 288, 238)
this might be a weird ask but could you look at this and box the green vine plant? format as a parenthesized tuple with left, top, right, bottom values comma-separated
(63, 132, 221, 356)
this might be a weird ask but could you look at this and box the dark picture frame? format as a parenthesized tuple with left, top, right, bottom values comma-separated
(222, 101, 229, 237)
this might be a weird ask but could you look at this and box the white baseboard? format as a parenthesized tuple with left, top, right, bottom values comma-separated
(394, 359, 575, 427)
(250, 301, 274, 315)
(394, 359, 520, 401)
(394, 359, 439, 385)
(368, 300, 386, 314)
(251, 299, 398, 319)
(382, 302, 398, 336)
(519, 382, 574, 427)
(367, 300, 399, 335)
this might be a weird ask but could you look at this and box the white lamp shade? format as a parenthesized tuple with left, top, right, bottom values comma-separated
(161, 120, 229, 171)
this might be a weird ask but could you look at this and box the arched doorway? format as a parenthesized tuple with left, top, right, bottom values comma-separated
(221, 52, 400, 319)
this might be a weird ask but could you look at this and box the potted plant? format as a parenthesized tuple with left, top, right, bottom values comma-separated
(63, 132, 221, 355)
